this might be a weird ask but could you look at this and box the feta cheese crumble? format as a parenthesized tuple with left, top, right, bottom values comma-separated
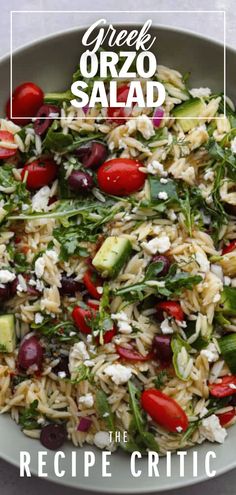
(94, 431, 112, 450)
(0, 270, 16, 284)
(158, 191, 168, 200)
(199, 414, 227, 443)
(104, 364, 132, 385)
(189, 87, 211, 98)
(34, 256, 45, 279)
(160, 318, 173, 334)
(78, 393, 94, 408)
(111, 311, 132, 334)
(201, 343, 219, 363)
(32, 186, 51, 212)
(146, 160, 167, 176)
(142, 235, 171, 255)
(34, 312, 44, 324)
(69, 341, 90, 374)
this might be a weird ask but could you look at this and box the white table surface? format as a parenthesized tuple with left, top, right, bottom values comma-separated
(0, 0, 236, 493)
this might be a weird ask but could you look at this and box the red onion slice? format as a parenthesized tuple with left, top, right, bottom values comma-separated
(153, 107, 164, 127)
(77, 417, 92, 431)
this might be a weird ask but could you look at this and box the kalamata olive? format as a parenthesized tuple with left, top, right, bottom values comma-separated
(68, 170, 93, 193)
(224, 203, 236, 217)
(40, 423, 67, 450)
(59, 274, 82, 296)
(34, 104, 60, 136)
(18, 336, 43, 371)
(0, 284, 11, 302)
(53, 356, 70, 377)
(152, 335, 173, 363)
(9, 277, 18, 297)
(76, 141, 108, 169)
(152, 255, 171, 277)
(229, 395, 236, 406)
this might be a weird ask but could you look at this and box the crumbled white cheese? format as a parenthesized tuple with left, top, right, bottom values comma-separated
(160, 178, 168, 184)
(224, 276, 231, 286)
(16, 274, 27, 293)
(201, 343, 219, 363)
(0, 270, 16, 284)
(34, 312, 44, 324)
(167, 209, 177, 221)
(79, 393, 94, 408)
(104, 364, 132, 385)
(199, 414, 227, 443)
(94, 431, 111, 449)
(189, 87, 211, 98)
(195, 252, 210, 272)
(136, 115, 155, 140)
(160, 318, 174, 334)
(111, 311, 132, 334)
(146, 160, 167, 176)
(158, 191, 168, 200)
(32, 186, 51, 212)
(58, 371, 66, 379)
(142, 235, 171, 255)
(176, 426, 183, 433)
(231, 137, 236, 154)
(34, 256, 45, 279)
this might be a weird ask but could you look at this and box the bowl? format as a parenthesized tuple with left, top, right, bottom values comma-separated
(0, 24, 236, 493)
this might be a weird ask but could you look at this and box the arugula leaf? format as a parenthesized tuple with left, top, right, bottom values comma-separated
(43, 121, 73, 152)
(148, 176, 178, 206)
(95, 389, 114, 431)
(19, 400, 39, 430)
(33, 319, 78, 343)
(128, 381, 159, 451)
(115, 262, 202, 301)
(69, 363, 92, 384)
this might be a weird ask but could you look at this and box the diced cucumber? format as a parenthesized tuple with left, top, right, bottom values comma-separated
(219, 334, 236, 374)
(92, 236, 132, 278)
(171, 97, 206, 132)
(186, 320, 213, 350)
(0, 315, 15, 353)
(217, 287, 236, 316)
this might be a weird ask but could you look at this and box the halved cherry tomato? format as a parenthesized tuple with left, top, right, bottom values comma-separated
(6, 82, 44, 125)
(141, 388, 189, 433)
(0, 130, 17, 159)
(86, 299, 100, 310)
(97, 158, 146, 196)
(156, 301, 184, 321)
(83, 269, 103, 300)
(217, 409, 235, 426)
(107, 84, 131, 124)
(21, 158, 58, 189)
(209, 375, 236, 397)
(222, 241, 236, 255)
(116, 344, 153, 362)
(96, 326, 116, 345)
(72, 306, 93, 334)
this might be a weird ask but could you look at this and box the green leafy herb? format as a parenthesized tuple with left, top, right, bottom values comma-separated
(95, 389, 114, 431)
(33, 319, 78, 343)
(127, 381, 159, 452)
(69, 363, 92, 384)
(19, 400, 39, 430)
(154, 370, 169, 389)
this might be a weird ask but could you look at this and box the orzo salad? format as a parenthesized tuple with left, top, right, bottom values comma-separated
(1, 62, 236, 454)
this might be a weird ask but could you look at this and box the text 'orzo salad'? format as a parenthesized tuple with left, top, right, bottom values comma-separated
(1, 59, 236, 454)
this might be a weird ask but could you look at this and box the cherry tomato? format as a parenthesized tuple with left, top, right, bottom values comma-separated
(141, 388, 189, 433)
(21, 158, 58, 190)
(6, 82, 44, 125)
(107, 84, 131, 124)
(97, 158, 146, 196)
(72, 306, 93, 334)
(116, 344, 153, 362)
(0, 130, 17, 159)
(96, 327, 116, 345)
(222, 241, 236, 255)
(217, 409, 235, 426)
(83, 269, 103, 300)
(209, 375, 236, 397)
(156, 301, 184, 321)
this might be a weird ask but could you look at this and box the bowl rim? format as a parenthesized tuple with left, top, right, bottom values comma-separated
(0, 22, 236, 493)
